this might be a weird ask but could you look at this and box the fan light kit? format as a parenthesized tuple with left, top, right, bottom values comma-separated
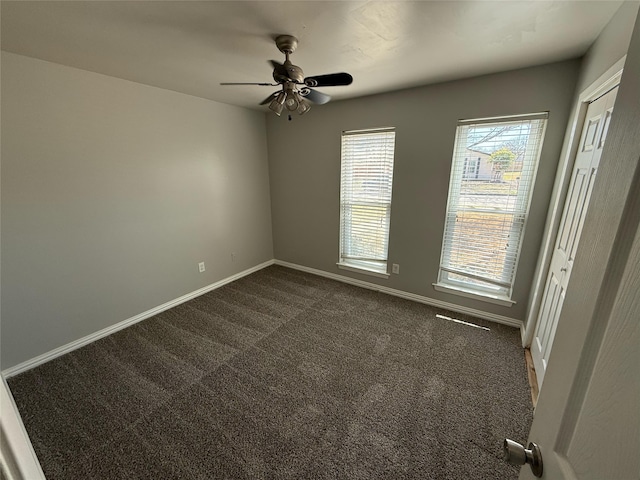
(221, 35, 353, 117)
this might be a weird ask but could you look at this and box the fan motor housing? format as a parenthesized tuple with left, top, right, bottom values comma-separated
(272, 61, 304, 84)
(285, 62, 304, 83)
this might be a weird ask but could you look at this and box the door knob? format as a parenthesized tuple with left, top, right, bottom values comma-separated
(503, 439, 543, 477)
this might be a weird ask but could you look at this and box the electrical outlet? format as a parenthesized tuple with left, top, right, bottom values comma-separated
(231, 252, 236, 262)
(392, 263, 400, 274)
(198, 262, 205, 273)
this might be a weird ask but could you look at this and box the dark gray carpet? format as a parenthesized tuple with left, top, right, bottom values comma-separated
(8, 265, 533, 479)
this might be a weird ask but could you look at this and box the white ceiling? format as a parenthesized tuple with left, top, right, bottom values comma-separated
(1, 1, 624, 110)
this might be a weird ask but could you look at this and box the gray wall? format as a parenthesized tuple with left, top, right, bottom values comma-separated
(3, 3, 633, 369)
(1, 52, 274, 369)
(268, 60, 581, 321)
(577, 1, 639, 94)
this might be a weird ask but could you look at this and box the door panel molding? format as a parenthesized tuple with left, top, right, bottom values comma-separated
(531, 88, 616, 388)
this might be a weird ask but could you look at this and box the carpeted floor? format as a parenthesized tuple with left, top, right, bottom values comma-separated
(8, 265, 533, 479)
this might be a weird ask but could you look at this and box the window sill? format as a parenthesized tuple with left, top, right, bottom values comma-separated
(337, 262, 390, 279)
(432, 283, 515, 307)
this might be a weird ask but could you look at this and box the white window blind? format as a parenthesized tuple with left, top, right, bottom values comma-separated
(339, 128, 396, 274)
(438, 113, 548, 299)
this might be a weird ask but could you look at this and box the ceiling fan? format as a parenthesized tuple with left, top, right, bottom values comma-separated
(221, 35, 353, 117)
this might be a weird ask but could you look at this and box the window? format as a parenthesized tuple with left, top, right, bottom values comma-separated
(463, 157, 480, 179)
(339, 127, 396, 277)
(435, 113, 548, 304)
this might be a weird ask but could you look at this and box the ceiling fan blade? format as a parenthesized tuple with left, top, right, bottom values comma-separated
(220, 82, 277, 86)
(302, 88, 331, 105)
(304, 72, 353, 87)
(259, 91, 281, 105)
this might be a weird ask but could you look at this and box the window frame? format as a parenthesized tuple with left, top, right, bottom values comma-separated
(338, 127, 396, 278)
(435, 113, 548, 305)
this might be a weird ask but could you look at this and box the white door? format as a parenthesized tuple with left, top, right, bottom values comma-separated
(518, 187, 640, 480)
(530, 87, 617, 389)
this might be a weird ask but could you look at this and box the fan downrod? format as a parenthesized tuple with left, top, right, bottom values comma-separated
(275, 35, 298, 55)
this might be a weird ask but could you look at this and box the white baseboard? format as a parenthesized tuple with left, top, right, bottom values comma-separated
(2, 260, 275, 379)
(274, 260, 522, 329)
(3, 257, 522, 379)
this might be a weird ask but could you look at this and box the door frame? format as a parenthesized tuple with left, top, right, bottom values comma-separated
(522, 55, 626, 350)
(0, 375, 46, 479)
